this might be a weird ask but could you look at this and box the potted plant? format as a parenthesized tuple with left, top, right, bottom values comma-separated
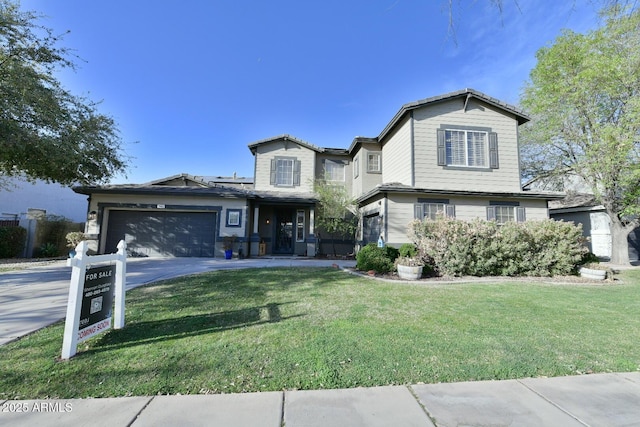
(395, 256, 424, 280)
(223, 234, 237, 260)
(578, 263, 609, 280)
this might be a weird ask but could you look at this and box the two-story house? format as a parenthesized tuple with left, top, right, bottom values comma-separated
(73, 89, 563, 258)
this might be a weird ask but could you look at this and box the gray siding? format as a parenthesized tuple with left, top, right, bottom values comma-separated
(381, 115, 413, 185)
(351, 143, 383, 199)
(253, 141, 316, 193)
(412, 98, 522, 193)
(316, 153, 353, 195)
(384, 193, 549, 246)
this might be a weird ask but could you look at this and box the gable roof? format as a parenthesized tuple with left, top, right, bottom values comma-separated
(348, 88, 530, 153)
(248, 134, 348, 156)
(248, 134, 323, 154)
(144, 173, 253, 187)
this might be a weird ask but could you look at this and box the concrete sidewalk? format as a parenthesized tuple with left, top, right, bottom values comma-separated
(2, 372, 640, 426)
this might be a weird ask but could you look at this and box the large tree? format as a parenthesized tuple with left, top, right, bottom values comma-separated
(520, 6, 640, 265)
(0, 0, 128, 188)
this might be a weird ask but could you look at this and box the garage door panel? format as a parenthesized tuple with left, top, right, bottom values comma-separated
(106, 211, 217, 257)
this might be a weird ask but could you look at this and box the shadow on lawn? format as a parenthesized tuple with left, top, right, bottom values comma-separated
(85, 302, 303, 354)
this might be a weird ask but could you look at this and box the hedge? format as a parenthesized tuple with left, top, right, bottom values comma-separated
(0, 226, 27, 258)
(408, 217, 587, 277)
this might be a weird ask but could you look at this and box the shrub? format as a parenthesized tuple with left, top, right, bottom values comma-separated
(384, 245, 400, 263)
(0, 226, 27, 258)
(66, 231, 86, 248)
(408, 217, 587, 277)
(398, 243, 418, 258)
(38, 242, 59, 258)
(580, 252, 600, 265)
(35, 215, 83, 257)
(356, 243, 396, 273)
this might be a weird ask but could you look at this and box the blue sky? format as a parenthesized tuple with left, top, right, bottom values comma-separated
(20, 0, 602, 184)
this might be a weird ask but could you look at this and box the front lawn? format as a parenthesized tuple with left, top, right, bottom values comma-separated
(1, 268, 639, 399)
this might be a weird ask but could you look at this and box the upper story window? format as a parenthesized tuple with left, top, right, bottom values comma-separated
(367, 152, 381, 173)
(324, 159, 345, 182)
(353, 156, 360, 179)
(270, 157, 301, 187)
(446, 130, 487, 167)
(437, 128, 499, 169)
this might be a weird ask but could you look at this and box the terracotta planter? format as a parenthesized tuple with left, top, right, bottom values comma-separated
(397, 264, 423, 280)
(579, 267, 606, 280)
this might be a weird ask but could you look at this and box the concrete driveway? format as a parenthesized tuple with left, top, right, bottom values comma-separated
(0, 257, 356, 345)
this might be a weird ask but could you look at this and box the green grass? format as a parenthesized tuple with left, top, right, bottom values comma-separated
(1, 268, 640, 399)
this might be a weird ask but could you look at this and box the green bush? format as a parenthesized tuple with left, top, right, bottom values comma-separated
(34, 215, 83, 257)
(356, 243, 396, 273)
(580, 252, 600, 265)
(0, 226, 27, 258)
(38, 242, 59, 258)
(398, 243, 418, 258)
(384, 245, 400, 263)
(408, 217, 587, 277)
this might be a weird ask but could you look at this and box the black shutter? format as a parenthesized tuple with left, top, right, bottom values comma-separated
(486, 206, 496, 221)
(437, 129, 446, 166)
(293, 160, 301, 186)
(489, 132, 499, 169)
(270, 159, 277, 185)
(446, 204, 456, 218)
(414, 204, 424, 220)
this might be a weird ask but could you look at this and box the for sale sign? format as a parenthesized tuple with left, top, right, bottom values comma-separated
(77, 265, 116, 342)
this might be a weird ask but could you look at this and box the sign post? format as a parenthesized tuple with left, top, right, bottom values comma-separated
(61, 240, 127, 360)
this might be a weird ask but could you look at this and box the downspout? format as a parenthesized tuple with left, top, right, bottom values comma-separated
(383, 193, 389, 244)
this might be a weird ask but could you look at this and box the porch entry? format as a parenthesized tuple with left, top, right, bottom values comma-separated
(273, 208, 294, 254)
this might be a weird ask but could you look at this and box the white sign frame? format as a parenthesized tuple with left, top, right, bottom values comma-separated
(61, 240, 127, 360)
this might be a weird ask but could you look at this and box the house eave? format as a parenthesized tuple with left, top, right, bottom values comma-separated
(356, 184, 564, 204)
(376, 88, 530, 143)
(248, 134, 325, 155)
(73, 185, 253, 199)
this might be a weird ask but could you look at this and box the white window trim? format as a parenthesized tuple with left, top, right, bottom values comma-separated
(324, 159, 346, 182)
(367, 152, 381, 173)
(275, 157, 294, 187)
(445, 129, 488, 168)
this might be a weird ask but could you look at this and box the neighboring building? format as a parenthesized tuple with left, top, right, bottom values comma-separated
(549, 196, 640, 262)
(525, 176, 640, 262)
(0, 177, 87, 223)
(74, 89, 564, 258)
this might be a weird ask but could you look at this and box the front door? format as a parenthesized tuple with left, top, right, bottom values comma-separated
(273, 209, 294, 254)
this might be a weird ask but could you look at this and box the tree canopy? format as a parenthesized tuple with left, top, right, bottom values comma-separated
(0, 0, 128, 188)
(520, 5, 640, 265)
(313, 177, 358, 256)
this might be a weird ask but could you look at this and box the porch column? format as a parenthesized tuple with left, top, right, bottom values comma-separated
(307, 207, 316, 257)
(250, 206, 261, 257)
(253, 207, 260, 234)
